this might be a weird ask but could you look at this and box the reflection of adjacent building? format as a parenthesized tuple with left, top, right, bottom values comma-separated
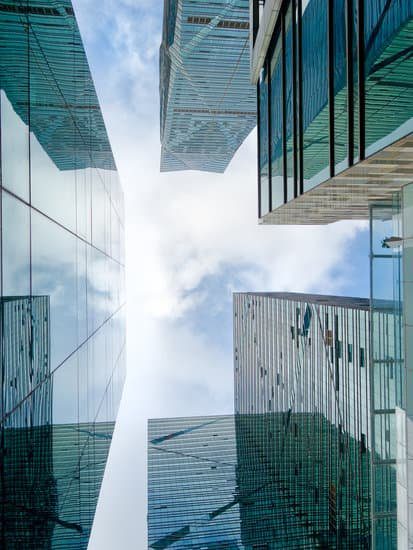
(51, 421, 115, 547)
(148, 415, 244, 549)
(235, 413, 371, 548)
(0, 1, 125, 547)
(1, 296, 55, 548)
(0, 295, 116, 547)
(147, 412, 372, 549)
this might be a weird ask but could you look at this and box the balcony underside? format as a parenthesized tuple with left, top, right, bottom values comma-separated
(261, 133, 413, 225)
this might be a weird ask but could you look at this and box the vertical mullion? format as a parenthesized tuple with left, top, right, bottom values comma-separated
(357, 0, 365, 160)
(267, 58, 272, 211)
(297, 0, 303, 195)
(328, 0, 335, 177)
(292, 0, 298, 198)
(251, 0, 259, 45)
(281, 13, 287, 204)
(257, 81, 262, 218)
(346, 0, 354, 167)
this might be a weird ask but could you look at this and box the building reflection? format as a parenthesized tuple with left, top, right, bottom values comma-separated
(0, 2, 125, 547)
(1, 296, 55, 547)
(0, 296, 116, 547)
(235, 413, 371, 549)
(148, 412, 372, 549)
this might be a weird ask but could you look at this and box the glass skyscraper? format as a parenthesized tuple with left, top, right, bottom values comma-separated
(252, 0, 412, 224)
(160, 0, 256, 173)
(0, 1, 125, 546)
(234, 291, 401, 548)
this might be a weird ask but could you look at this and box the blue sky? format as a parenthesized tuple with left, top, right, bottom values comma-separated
(71, 1, 370, 548)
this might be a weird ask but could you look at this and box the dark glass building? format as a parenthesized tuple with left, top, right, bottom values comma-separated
(251, 0, 413, 224)
(160, 0, 256, 173)
(0, 1, 125, 547)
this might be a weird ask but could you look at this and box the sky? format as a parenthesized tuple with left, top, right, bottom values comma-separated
(70, 1, 370, 548)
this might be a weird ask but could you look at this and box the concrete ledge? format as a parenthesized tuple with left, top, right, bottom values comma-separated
(251, 0, 282, 84)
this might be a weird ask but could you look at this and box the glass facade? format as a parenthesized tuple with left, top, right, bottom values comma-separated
(369, 183, 413, 549)
(256, 0, 413, 220)
(233, 292, 400, 548)
(148, 415, 244, 549)
(159, 0, 256, 173)
(369, 201, 402, 549)
(0, 1, 125, 547)
(148, 413, 372, 549)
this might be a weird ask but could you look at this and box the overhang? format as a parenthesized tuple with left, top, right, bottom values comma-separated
(261, 133, 413, 225)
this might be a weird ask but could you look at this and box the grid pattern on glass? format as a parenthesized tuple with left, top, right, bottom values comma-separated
(148, 412, 374, 549)
(369, 199, 403, 550)
(256, 0, 413, 223)
(233, 292, 379, 547)
(0, 2, 126, 547)
(159, 0, 256, 173)
(148, 415, 244, 549)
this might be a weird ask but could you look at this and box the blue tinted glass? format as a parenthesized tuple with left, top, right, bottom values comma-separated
(301, 0, 329, 191)
(364, 0, 413, 156)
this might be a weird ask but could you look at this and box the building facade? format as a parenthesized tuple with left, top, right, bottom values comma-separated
(160, 0, 256, 172)
(0, 1, 125, 546)
(234, 291, 400, 548)
(148, 411, 373, 548)
(148, 415, 244, 549)
(252, 0, 412, 224)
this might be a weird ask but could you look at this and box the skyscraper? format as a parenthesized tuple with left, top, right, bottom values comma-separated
(0, 1, 125, 546)
(234, 291, 400, 548)
(160, 0, 256, 172)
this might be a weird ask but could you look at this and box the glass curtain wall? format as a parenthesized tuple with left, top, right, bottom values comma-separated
(257, 0, 413, 218)
(0, 2, 125, 547)
(369, 199, 403, 550)
(234, 292, 373, 546)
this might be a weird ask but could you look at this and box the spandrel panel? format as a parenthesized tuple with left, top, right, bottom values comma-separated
(2, 191, 30, 296)
(31, 209, 87, 368)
